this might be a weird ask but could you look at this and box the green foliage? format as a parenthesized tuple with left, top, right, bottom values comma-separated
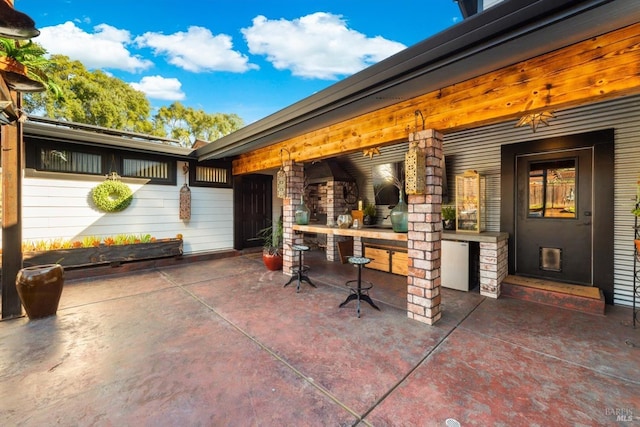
(91, 180, 133, 213)
(442, 205, 456, 221)
(153, 102, 244, 147)
(363, 204, 377, 217)
(23, 55, 245, 147)
(257, 217, 283, 255)
(24, 55, 158, 134)
(0, 37, 63, 99)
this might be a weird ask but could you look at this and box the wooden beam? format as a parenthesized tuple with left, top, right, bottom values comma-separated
(1, 78, 23, 319)
(233, 22, 640, 175)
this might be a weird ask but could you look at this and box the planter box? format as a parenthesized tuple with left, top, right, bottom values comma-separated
(23, 239, 183, 268)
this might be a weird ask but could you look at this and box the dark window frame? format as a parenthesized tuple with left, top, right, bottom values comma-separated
(188, 159, 233, 188)
(25, 137, 177, 185)
(119, 152, 176, 185)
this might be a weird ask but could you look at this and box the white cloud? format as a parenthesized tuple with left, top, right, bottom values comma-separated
(38, 21, 153, 72)
(242, 12, 406, 80)
(130, 75, 185, 101)
(135, 26, 258, 73)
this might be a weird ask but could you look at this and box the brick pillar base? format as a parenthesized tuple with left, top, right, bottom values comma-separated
(406, 129, 444, 325)
(480, 238, 508, 298)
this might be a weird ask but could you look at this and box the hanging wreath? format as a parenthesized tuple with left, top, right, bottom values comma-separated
(91, 179, 133, 213)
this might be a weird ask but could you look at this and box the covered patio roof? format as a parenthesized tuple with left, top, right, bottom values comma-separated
(195, 0, 640, 173)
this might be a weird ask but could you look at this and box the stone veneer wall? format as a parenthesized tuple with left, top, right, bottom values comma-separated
(406, 129, 444, 325)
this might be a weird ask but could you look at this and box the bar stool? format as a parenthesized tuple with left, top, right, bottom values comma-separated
(339, 256, 381, 317)
(283, 244, 316, 293)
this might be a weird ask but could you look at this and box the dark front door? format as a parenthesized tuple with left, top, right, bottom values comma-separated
(234, 174, 272, 249)
(515, 148, 592, 284)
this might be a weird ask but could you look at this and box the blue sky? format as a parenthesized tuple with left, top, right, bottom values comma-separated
(18, 1, 462, 124)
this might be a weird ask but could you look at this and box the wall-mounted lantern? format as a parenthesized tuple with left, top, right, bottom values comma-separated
(405, 110, 427, 195)
(276, 148, 290, 199)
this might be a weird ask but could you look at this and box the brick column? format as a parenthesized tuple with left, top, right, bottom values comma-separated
(480, 238, 508, 298)
(283, 161, 305, 276)
(406, 129, 443, 325)
(325, 181, 339, 261)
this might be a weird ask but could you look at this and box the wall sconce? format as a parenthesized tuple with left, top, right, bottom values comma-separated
(405, 140, 426, 195)
(515, 111, 555, 132)
(276, 148, 290, 199)
(405, 110, 427, 195)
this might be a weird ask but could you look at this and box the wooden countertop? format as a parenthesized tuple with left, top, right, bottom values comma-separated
(442, 231, 509, 243)
(292, 224, 408, 242)
(293, 224, 508, 243)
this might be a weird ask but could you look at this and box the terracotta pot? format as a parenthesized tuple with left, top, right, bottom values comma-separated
(635, 240, 640, 254)
(16, 264, 64, 319)
(0, 56, 45, 92)
(262, 252, 283, 271)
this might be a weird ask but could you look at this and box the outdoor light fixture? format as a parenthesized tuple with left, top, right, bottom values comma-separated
(0, 0, 40, 40)
(405, 110, 427, 195)
(405, 140, 426, 195)
(276, 148, 290, 199)
(515, 110, 555, 132)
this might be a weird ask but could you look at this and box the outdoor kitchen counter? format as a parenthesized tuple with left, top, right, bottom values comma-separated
(292, 224, 508, 243)
(292, 224, 408, 242)
(442, 230, 509, 243)
(293, 224, 509, 299)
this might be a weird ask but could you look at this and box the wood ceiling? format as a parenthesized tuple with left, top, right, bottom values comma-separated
(233, 22, 640, 175)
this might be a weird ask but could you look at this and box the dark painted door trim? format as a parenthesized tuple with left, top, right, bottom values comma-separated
(501, 129, 614, 303)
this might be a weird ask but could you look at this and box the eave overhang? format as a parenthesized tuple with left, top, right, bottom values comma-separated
(24, 116, 195, 159)
(196, 0, 638, 162)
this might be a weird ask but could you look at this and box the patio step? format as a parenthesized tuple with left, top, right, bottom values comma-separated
(501, 275, 605, 315)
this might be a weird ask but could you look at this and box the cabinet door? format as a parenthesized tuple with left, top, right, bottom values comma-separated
(364, 247, 390, 272)
(391, 251, 408, 275)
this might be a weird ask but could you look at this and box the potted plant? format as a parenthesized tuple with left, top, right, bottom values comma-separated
(442, 205, 456, 230)
(363, 203, 377, 225)
(0, 37, 62, 95)
(257, 217, 283, 271)
(632, 203, 640, 254)
(22, 234, 184, 268)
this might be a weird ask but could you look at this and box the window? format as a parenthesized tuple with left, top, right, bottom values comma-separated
(26, 139, 177, 185)
(189, 160, 232, 187)
(123, 158, 169, 180)
(528, 159, 576, 218)
(39, 148, 102, 174)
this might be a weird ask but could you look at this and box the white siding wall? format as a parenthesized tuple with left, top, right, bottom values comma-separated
(19, 161, 234, 254)
(444, 95, 640, 307)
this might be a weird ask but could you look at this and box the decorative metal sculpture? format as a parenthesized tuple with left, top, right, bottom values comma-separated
(179, 164, 191, 220)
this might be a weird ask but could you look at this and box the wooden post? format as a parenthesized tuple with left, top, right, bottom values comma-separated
(1, 79, 23, 318)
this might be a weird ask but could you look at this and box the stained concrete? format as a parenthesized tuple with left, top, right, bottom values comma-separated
(1, 251, 639, 426)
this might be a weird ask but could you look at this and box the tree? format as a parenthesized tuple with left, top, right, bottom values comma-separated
(24, 55, 162, 136)
(153, 102, 244, 147)
(23, 54, 244, 146)
(0, 37, 62, 98)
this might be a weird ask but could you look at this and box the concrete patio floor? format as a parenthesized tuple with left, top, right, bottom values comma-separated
(1, 251, 639, 426)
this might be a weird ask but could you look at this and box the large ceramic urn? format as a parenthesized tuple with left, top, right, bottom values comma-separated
(16, 264, 64, 319)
